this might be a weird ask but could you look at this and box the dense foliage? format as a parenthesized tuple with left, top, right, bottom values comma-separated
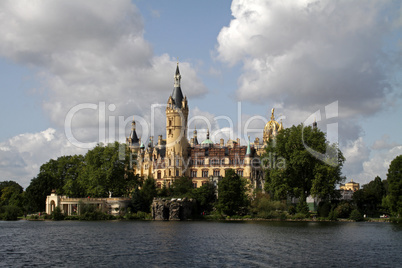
(382, 155, 402, 216)
(130, 177, 157, 213)
(262, 124, 345, 212)
(24, 142, 137, 212)
(0, 181, 24, 220)
(353, 176, 386, 217)
(217, 169, 249, 216)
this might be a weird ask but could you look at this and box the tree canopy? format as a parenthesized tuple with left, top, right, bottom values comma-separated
(384, 155, 402, 216)
(217, 169, 249, 216)
(353, 176, 386, 216)
(263, 124, 345, 207)
(24, 142, 137, 212)
(77, 142, 131, 197)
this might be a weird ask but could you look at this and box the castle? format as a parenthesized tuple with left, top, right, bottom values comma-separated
(126, 64, 283, 190)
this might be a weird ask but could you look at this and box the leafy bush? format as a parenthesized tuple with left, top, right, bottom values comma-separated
(29, 214, 39, 220)
(251, 193, 286, 219)
(64, 215, 79, 220)
(279, 212, 287, 221)
(78, 202, 114, 220)
(349, 209, 364, 222)
(124, 211, 151, 220)
(389, 216, 402, 223)
(0, 205, 21, 220)
(318, 201, 331, 217)
(51, 206, 64, 221)
(293, 213, 308, 220)
(328, 209, 338, 221)
(296, 198, 309, 214)
(288, 206, 296, 215)
(335, 202, 354, 219)
(204, 211, 225, 220)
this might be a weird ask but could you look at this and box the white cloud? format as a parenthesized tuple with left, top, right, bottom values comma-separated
(216, 0, 401, 140)
(0, 0, 209, 187)
(341, 135, 402, 184)
(216, 0, 402, 185)
(0, 0, 208, 144)
(0, 128, 87, 188)
(341, 137, 371, 177)
(357, 146, 402, 185)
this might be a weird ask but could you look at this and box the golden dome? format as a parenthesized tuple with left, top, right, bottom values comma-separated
(263, 108, 283, 143)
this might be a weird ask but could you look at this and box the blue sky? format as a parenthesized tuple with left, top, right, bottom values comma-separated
(0, 0, 401, 188)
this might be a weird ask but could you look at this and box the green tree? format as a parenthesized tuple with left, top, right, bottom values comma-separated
(25, 173, 61, 212)
(0, 205, 21, 221)
(78, 142, 129, 197)
(349, 209, 364, 221)
(384, 155, 402, 216)
(353, 176, 386, 216)
(250, 192, 286, 219)
(0, 181, 24, 208)
(191, 182, 216, 213)
(130, 187, 146, 213)
(25, 155, 84, 212)
(157, 181, 170, 197)
(263, 124, 345, 208)
(140, 177, 157, 213)
(217, 169, 249, 216)
(60, 155, 85, 197)
(51, 206, 64, 221)
(171, 176, 193, 197)
(335, 201, 354, 218)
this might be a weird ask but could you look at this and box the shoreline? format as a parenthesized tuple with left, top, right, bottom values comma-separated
(14, 216, 395, 223)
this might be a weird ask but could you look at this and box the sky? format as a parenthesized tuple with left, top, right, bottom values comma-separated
(0, 0, 402, 189)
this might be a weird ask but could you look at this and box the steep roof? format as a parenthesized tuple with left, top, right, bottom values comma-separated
(171, 87, 183, 108)
(130, 129, 139, 144)
(172, 64, 183, 108)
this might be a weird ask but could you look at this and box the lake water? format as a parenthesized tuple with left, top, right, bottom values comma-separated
(0, 220, 401, 267)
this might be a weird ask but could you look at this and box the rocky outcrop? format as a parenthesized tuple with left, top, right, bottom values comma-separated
(151, 198, 195, 221)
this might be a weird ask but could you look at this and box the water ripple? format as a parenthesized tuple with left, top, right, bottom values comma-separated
(0, 220, 401, 267)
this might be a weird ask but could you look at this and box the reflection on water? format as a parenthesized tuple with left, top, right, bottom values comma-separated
(0, 220, 401, 267)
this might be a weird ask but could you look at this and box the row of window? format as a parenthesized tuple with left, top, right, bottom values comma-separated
(188, 159, 244, 166)
(189, 169, 244, 178)
(156, 169, 244, 178)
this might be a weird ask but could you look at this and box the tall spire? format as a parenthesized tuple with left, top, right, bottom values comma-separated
(174, 62, 181, 88)
(129, 116, 139, 145)
(171, 62, 184, 108)
(246, 136, 251, 156)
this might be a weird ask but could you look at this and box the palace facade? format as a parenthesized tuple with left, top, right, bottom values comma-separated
(126, 64, 283, 190)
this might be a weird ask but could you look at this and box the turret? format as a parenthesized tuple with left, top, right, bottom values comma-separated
(127, 116, 140, 151)
(193, 126, 198, 145)
(313, 118, 317, 130)
(165, 62, 189, 179)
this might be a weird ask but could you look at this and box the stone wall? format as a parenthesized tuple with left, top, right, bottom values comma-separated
(151, 198, 195, 221)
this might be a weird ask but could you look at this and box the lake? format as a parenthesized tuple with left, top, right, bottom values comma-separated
(0, 220, 401, 267)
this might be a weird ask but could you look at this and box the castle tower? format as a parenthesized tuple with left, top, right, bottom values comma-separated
(127, 116, 140, 153)
(166, 63, 189, 179)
